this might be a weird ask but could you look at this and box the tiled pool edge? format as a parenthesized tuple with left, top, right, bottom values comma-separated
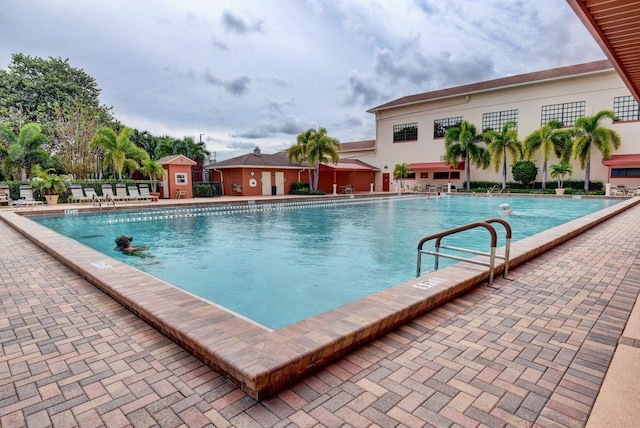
(2, 197, 638, 400)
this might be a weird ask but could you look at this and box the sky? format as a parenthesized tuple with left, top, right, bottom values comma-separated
(0, 0, 605, 161)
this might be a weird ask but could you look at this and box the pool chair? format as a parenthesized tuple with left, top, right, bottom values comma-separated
(176, 187, 188, 198)
(127, 185, 149, 202)
(69, 185, 93, 204)
(83, 187, 104, 202)
(138, 184, 156, 202)
(101, 184, 123, 202)
(0, 184, 12, 207)
(115, 184, 133, 202)
(16, 185, 44, 208)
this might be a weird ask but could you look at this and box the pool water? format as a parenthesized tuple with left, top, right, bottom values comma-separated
(33, 196, 619, 329)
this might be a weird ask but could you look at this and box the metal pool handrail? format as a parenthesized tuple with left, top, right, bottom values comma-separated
(416, 218, 512, 285)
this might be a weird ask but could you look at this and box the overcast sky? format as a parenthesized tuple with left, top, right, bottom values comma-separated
(0, 0, 604, 160)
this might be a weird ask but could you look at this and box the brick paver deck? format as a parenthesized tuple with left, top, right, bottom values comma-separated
(1, 201, 639, 427)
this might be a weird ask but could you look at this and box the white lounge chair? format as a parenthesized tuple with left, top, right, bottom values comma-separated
(115, 184, 134, 202)
(128, 186, 150, 202)
(16, 185, 44, 208)
(69, 186, 93, 203)
(138, 184, 156, 201)
(84, 187, 104, 202)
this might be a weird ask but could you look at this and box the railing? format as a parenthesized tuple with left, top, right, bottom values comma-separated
(486, 184, 510, 195)
(416, 218, 512, 285)
(93, 194, 116, 211)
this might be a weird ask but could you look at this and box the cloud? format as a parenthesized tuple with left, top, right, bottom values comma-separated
(222, 11, 264, 34)
(203, 70, 251, 95)
(346, 71, 385, 106)
(231, 119, 302, 139)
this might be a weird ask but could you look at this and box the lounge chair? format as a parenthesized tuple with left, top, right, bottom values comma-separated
(128, 185, 150, 202)
(69, 185, 93, 203)
(115, 184, 133, 202)
(138, 184, 157, 201)
(16, 185, 44, 207)
(84, 187, 104, 202)
(0, 184, 12, 206)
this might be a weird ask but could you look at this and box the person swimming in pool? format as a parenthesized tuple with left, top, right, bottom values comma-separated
(500, 203, 513, 215)
(114, 235, 149, 253)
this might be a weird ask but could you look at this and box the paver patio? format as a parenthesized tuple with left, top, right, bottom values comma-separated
(1, 200, 639, 427)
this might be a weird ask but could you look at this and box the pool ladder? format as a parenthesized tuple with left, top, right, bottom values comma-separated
(416, 218, 511, 285)
(93, 194, 116, 211)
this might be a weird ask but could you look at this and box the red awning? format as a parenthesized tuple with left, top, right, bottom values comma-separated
(603, 154, 640, 166)
(407, 161, 465, 170)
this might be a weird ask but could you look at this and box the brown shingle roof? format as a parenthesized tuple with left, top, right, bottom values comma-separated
(368, 60, 613, 112)
(339, 139, 376, 152)
(209, 151, 306, 169)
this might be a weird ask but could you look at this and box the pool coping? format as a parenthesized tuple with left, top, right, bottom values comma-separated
(2, 195, 638, 400)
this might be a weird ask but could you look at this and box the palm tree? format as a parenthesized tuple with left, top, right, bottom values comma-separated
(523, 120, 572, 190)
(288, 129, 313, 186)
(141, 158, 165, 193)
(550, 160, 573, 189)
(0, 123, 49, 181)
(393, 163, 412, 189)
(306, 127, 340, 191)
(178, 137, 210, 163)
(484, 121, 522, 190)
(572, 110, 621, 192)
(444, 120, 490, 190)
(288, 127, 340, 191)
(91, 126, 149, 179)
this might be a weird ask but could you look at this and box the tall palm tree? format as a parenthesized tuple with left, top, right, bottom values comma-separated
(444, 120, 490, 190)
(288, 127, 340, 191)
(91, 126, 149, 179)
(484, 121, 522, 190)
(306, 127, 340, 191)
(141, 158, 165, 192)
(572, 110, 621, 192)
(0, 123, 49, 181)
(523, 120, 572, 190)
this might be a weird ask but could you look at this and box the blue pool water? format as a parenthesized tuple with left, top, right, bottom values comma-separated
(33, 196, 619, 329)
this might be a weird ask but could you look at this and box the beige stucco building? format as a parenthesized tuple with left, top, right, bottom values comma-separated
(351, 60, 640, 193)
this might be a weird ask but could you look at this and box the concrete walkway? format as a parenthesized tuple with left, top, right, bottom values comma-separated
(1, 201, 639, 427)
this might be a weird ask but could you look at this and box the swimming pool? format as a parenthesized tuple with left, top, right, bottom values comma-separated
(32, 195, 620, 329)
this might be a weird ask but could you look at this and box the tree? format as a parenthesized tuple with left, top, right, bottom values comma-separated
(523, 120, 572, 190)
(90, 126, 149, 179)
(572, 110, 621, 192)
(288, 129, 314, 186)
(484, 121, 522, 190)
(511, 161, 538, 188)
(141, 158, 165, 192)
(52, 100, 109, 179)
(0, 123, 49, 181)
(444, 120, 490, 190)
(550, 161, 573, 189)
(393, 163, 412, 188)
(0, 54, 107, 137)
(177, 137, 210, 163)
(288, 127, 340, 191)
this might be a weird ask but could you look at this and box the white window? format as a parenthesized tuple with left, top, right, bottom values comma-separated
(175, 173, 187, 185)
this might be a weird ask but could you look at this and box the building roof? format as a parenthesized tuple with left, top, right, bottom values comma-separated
(368, 60, 613, 112)
(320, 158, 379, 171)
(157, 155, 197, 166)
(209, 150, 305, 169)
(566, 0, 640, 102)
(339, 140, 376, 152)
